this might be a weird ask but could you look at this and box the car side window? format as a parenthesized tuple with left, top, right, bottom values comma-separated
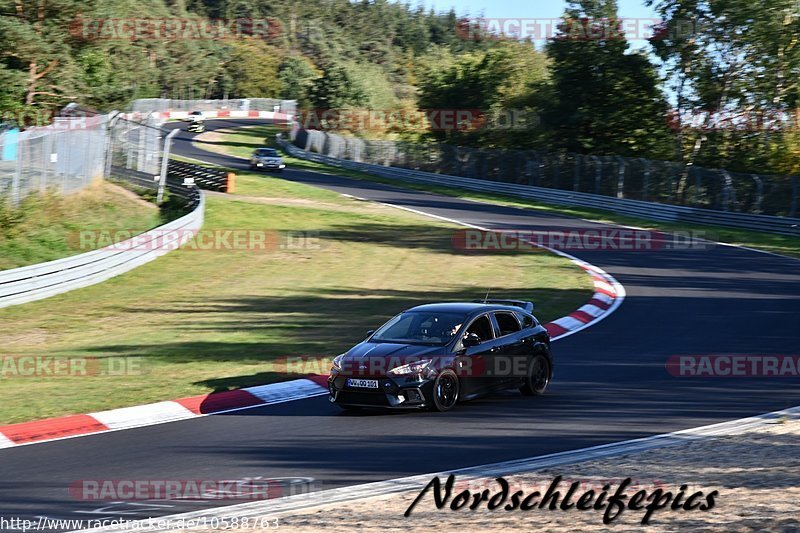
(495, 312, 521, 337)
(516, 312, 536, 329)
(465, 315, 493, 342)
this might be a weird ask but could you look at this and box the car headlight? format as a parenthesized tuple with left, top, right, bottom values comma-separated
(332, 354, 346, 371)
(387, 359, 435, 378)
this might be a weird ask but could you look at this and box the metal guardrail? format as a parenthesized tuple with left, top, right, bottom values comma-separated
(293, 129, 799, 218)
(168, 160, 232, 192)
(0, 180, 205, 309)
(111, 165, 202, 210)
(278, 137, 800, 237)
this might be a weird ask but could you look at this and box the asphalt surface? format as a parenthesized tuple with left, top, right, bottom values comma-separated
(2, 119, 799, 530)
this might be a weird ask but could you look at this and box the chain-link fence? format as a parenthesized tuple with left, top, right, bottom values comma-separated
(107, 113, 164, 178)
(0, 115, 111, 204)
(292, 129, 799, 217)
(0, 111, 166, 205)
(132, 98, 297, 116)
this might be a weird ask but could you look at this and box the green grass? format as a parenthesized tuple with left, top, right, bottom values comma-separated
(0, 166, 592, 423)
(197, 124, 800, 259)
(0, 182, 164, 271)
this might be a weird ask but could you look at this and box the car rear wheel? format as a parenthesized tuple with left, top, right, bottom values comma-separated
(520, 354, 551, 396)
(431, 369, 459, 412)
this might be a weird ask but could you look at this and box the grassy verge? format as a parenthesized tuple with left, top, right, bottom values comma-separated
(0, 166, 592, 423)
(0, 181, 164, 271)
(195, 125, 800, 259)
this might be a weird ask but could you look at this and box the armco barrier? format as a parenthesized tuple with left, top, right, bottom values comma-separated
(278, 138, 800, 237)
(111, 165, 202, 210)
(0, 187, 205, 310)
(168, 160, 233, 193)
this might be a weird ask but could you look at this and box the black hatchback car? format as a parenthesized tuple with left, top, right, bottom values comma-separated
(328, 300, 552, 412)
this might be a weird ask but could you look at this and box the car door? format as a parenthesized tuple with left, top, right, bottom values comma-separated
(455, 313, 504, 397)
(490, 311, 526, 388)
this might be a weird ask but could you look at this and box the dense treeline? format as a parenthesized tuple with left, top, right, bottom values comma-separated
(1, 0, 798, 175)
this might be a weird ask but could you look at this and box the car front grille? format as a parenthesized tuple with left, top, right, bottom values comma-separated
(335, 390, 390, 407)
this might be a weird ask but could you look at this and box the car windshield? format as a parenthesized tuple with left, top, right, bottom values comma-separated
(371, 311, 466, 346)
(256, 149, 278, 157)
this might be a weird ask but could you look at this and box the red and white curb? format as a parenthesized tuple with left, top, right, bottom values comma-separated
(0, 377, 329, 449)
(0, 161, 625, 450)
(543, 259, 624, 340)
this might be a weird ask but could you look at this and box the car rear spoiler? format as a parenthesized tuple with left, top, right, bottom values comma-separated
(475, 299, 535, 313)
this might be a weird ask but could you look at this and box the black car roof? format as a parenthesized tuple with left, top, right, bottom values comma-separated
(406, 302, 530, 315)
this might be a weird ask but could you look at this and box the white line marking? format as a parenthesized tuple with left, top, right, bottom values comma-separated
(78, 405, 800, 532)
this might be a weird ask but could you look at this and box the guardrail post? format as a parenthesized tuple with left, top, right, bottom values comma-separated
(720, 170, 732, 211)
(104, 111, 120, 180)
(125, 120, 135, 169)
(616, 156, 625, 198)
(573, 154, 581, 191)
(694, 167, 702, 206)
(157, 129, 180, 204)
(791, 175, 798, 217)
(526, 157, 535, 186)
(137, 117, 147, 171)
(640, 158, 650, 201)
(589, 156, 601, 195)
(669, 163, 678, 201)
(11, 138, 22, 206)
(553, 155, 560, 189)
(750, 175, 763, 214)
(41, 127, 53, 193)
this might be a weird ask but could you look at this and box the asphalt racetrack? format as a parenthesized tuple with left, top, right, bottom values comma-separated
(2, 118, 798, 530)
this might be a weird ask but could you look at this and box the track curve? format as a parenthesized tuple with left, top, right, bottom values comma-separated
(1, 118, 798, 529)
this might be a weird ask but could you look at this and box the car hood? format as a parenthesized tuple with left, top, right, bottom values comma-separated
(338, 342, 449, 376)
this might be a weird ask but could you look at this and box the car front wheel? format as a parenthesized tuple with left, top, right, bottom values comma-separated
(431, 369, 459, 412)
(520, 354, 551, 396)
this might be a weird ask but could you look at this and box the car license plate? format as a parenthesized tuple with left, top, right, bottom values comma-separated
(346, 378, 379, 389)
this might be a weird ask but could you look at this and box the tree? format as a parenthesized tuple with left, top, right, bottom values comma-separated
(0, 0, 86, 109)
(309, 63, 369, 109)
(543, 0, 673, 158)
(648, 0, 800, 175)
(417, 41, 549, 147)
(224, 41, 283, 98)
(277, 56, 318, 107)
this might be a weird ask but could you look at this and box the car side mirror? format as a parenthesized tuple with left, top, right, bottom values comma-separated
(366, 330, 375, 338)
(462, 333, 482, 347)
